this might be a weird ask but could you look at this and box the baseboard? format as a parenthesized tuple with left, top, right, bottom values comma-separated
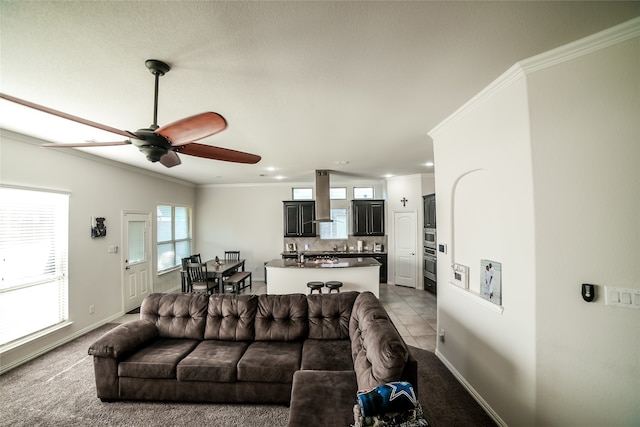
(0, 312, 123, 375)
(435, 349, 507, 427)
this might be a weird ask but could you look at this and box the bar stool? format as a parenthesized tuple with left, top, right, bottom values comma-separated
(307, 281, 324, 294)
(325, 281, 343, 293)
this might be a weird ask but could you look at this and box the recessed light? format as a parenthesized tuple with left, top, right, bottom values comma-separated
(425, 161, 434, 167)
(334, 160, 350, 165)
(275, 175, 285, 180)
(384, 174, 394, 178)
(266, 166, 277, 171)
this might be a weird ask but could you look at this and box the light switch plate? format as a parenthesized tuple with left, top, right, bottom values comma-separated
(605, 286, 640, 310)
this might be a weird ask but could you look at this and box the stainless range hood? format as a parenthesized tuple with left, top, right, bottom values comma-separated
(314, 170, 332, 222)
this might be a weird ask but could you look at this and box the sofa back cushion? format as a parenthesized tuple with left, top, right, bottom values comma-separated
(141, 293, 208, 340)
(350, 292, 409, 390)
(205, 294, 257, 340)
(255, 294, 308, 341)
(307, 291, 358, 339)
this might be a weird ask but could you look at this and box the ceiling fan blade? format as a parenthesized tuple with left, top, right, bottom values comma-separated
(155, 112, 227, 146)
(0, 92, 140, 140)
(42, 140, 132, 148)
(178, 143, 261, 164)
(159, 151, 181, 168)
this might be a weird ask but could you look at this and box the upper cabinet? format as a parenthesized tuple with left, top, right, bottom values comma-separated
(283, 201, 316, 237)
(423, 194, 436, 228)
(352, 200, 385, 236)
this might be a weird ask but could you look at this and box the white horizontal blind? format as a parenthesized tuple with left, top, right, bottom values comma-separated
(0, 186, 69, 346)
(157, 205, 191, 272)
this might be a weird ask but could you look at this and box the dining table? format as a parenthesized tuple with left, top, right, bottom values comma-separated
(205, 258, 246, 293)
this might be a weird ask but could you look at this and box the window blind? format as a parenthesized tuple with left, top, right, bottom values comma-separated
(0, 186, 69, 346)
(157, 204, 191, 272)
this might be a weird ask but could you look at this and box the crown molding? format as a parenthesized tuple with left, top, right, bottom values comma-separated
(429, 17, 640, 139)
(1, 128, 196, 188)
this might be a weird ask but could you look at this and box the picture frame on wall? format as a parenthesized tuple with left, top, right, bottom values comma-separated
(91, 217, 107, 238)
(480, 259, 502, 305)
(450, 263, 469, 289)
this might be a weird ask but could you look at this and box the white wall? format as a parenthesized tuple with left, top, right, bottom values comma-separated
(195, 184, 292, 279)
(528, 35, 640, 426)
(430, 74, 537, 426)
(429, 19, 639, 427)
(0, 131, 195, 372)
(386, 173, 434, 288)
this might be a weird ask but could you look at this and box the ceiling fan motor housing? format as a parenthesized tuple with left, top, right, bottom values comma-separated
(132, 128, 171, 162)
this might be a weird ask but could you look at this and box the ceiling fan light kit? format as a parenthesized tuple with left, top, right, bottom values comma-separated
(0, 59, 261, 168)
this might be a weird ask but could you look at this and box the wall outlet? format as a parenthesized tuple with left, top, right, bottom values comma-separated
(439, 329, 445, 342)
(89, 305, 95, 314)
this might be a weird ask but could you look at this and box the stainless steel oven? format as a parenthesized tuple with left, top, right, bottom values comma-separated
(423, 246, 436, 295)
(424, 228, 436, 246)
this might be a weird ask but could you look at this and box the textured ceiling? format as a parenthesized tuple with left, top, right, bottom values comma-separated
(1, 1, 638, 185)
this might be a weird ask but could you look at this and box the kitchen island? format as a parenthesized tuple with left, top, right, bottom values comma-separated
(265, 257, 381, 297)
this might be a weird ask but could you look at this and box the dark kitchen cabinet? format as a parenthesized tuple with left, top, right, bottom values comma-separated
(423, 194, 436, 228)
(352, 200, 385, 236)
(371, 254, 388, 283)
(283, 201, 316, 237)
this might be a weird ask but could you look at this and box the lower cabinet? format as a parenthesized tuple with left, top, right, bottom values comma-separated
(339, 253, 387, 283)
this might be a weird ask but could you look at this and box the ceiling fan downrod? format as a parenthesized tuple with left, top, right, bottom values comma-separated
(145, 59, 171, 130)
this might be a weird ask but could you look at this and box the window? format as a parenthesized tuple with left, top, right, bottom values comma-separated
(157, 205, 192, 272)
(0, 186, 69, 346)
(320, 208, 348, 239)
(354, 187, 374, 199)
(292, 188, 313, 200)
(330, 187, 347, 199)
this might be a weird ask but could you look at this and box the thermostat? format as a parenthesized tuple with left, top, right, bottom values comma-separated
(438, 243, 447, 254)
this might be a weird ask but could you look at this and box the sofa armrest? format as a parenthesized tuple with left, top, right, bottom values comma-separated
(88, 320, 158, 359)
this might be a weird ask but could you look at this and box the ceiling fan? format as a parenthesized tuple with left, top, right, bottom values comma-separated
(0, 59, 261, 168)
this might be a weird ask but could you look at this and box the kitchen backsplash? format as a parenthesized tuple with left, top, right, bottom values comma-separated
(283, 236, 387, 253)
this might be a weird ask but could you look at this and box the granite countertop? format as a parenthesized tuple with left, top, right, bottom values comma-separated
(266, 257, 381, 269)
(281, 251, 387, 256)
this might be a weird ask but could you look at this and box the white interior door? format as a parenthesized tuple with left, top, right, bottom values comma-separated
(393, 211, 418, 288)
(122, 212, 152, 312)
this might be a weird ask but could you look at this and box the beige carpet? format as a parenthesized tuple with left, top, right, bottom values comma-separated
(0, 323, 495, 426)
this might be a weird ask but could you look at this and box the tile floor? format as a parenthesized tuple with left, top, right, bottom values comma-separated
(114, 281, 438, 352)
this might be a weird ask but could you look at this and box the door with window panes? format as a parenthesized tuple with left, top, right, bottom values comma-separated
(123, 212, 151, 312)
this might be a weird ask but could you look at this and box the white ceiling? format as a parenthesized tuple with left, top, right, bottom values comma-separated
(1, 1, 638, 185)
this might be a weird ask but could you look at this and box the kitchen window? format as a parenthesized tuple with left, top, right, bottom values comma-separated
(320, 208, 348, 239)
(353, 187, 374, 199)
(292, 188, 313, 200)
(157, 205, 192, 272)
(0, 186, 69, 346)
(330, 187, 347, 199)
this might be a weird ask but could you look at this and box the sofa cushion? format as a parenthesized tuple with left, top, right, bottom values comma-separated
(301, 339, 354, 371)
(288, 370, 358, 427)
(237, 341, 301, 383)
(177, 340, 249, 382)
(141, 293, 209, 340)
(255, 294, 308, 341)
(353, 319, 409, 390)
(118, 338, 199, 379)
(349, 291, 391, 362)
(308, 291, 358, 339)
(204, 294, 257, 341)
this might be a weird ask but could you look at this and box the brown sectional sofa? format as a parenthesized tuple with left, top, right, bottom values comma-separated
(88, 291, 416, 426)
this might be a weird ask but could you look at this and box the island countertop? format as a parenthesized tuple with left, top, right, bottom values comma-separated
(266, 257, 381, 269)
(266, 257, 380, 297)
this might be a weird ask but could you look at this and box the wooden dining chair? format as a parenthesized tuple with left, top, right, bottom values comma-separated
(224, 251, 240, 262)
(186, 262, 217, 294)
(180, 256, 195, 292)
